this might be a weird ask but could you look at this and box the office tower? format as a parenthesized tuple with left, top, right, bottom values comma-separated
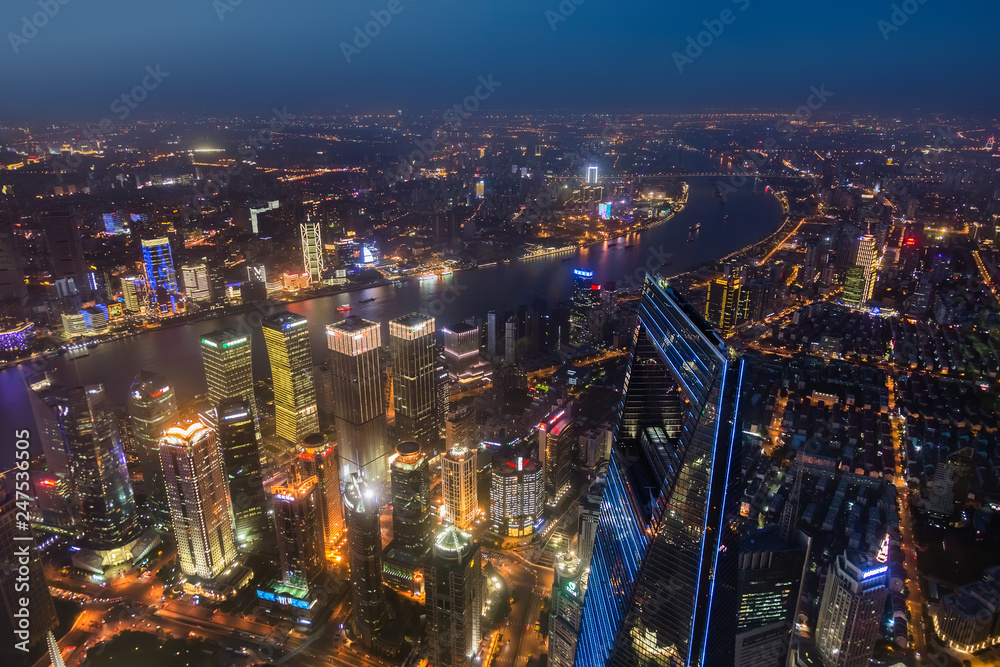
(326, 317, 390, 488)
(301, 217, 324, 283)
(201, 328, 255, 414)
(313, 362, 336, 424)
(577, 486, 602, 569)
(434, 348, 449, 444)
(389, 442, 432, 559)
(446, 406, 476, 450)
(41, 210, 90, 296)
(570, 269, 600, 346)
(262, 312, 320, 446)
(504, 316, 517, 364)
(489, 454, 543, 538)
(815, 552, 889, 667)
(550, 552, 585, 667)
(59, 385, 139, 549)
(927, 447, 974, 526)
(587, 165, 599, 184)
(487, 310, 498, 357)
(442, 322, 480, 379)
(121, 275, 145, 313)
(856, 233, 878, 302)
(159, 422, 236, 580)
(250, 200, 280, 235)
(103, 212, 125, 235)
(127, 370, 179, 517)
(427, 526, 482, 667)
(736, 529, 805, 667)
(0, 493, 58, 659)
(706, 264, 750, 337)
(0, 207, 27, 306)
(441, 446, 478, 530)
(576, 276, 744, 667)
(390, 313, 440, 448)
(271, 475, 323, 588)
(297, 434, 344, 551)
(343, 473, 387, 649)
(247, 264, 266, 284)
(842, 266, 866, 307)
(180, 262, 211, 302)
(540, 408, 575, 508)
(141, 237, 177, 295)
(217, 398, 267, 544)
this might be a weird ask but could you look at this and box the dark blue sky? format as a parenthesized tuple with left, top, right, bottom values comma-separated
(1, 0, 997, 120)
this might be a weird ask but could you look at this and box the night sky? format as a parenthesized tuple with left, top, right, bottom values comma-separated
(1, 0, 997, 119)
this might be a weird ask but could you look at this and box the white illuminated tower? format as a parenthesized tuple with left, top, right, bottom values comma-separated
(441, 446, 478, 530)
(159, 422, 237, 580)
(426, 525, 482, 666)
(587, 165, 599, 184)
(815, 551, 889, 667)
(301, 216, 324, 284)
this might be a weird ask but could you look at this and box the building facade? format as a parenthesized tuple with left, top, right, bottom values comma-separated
(442, 445, 478, 530)
(217, 398, 267, 545)
(426, 525, 482, 667)
(127, 370, 179, 519)
(343, 473, 387, 650)
(814, 552, 889, 667)
(262, 312, 320, 446)
(390, 313, 441, 449)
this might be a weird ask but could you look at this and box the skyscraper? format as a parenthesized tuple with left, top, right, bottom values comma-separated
(217, 398, 267, 545)
(326, 317, 390, 488)
(127, 370, 179, 518)
(577, 485, 602, 569)
(297, 433, 344, 552)
(587, 165, 599, 184)
(389, 442, 432, 560)
(301, 217, 324, 283)
(0, 205, 27, 307)
(41, 210, 90, 297)
(262, 312, 320, 446)
(487, 310, 498, 357)
(159, 422, 237, 581)
(180, 262, 211, 302)
(814, 551, 889, 667)
(442, 322, 480, 379)
(141, 237, 177, 299)
(201, 328, 255, 417)
(927, 447, 974, 526)
(390, 313, 441, 449)
(441, 445, 478, 530)
(856, 233, 878, 303)
(490, 454, 543, 538)
(343, 473, 387, 650)
(271, 475, 323, 589)
(540, 408, 575, 508)
(705, 264, 749, 337)
(576, 276, 744, 667)
(426, 525, 482, 667)
(570, 269, 600, 346)
(550, 552, 586, 667)
(58, 385, 139, 549)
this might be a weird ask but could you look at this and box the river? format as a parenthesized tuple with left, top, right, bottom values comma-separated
(0, 177, 782, 466)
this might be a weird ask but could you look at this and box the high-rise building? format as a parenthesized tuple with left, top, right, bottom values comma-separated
(389, 442, 432, 560)
(262, 312, 320, 446)
(41, 210, 90, 297)
(426, 525, 482, 667)
(540, 408, 575, 508)
(550, 552, 586, 667)
(127, 370, 179, 518)
(576, 276, 744, 667)
(587, 165, 599, 185)
(0, 206, 28, 306)
(441, 445, 478, 530)
(504, 316, 517, 364)
(297, 434, 344, 552)
(814, 551, 889, 667)
(570, 269, 600, 346)
(486, 310, 499, 357)
(490, 454, 543, 538)
(58, 385, 139, 549)
(217, 398, 267, 545)
(201, 328, 255, 418)
(446, 405, 476, 451)
(180, 262, 211, 302)
(390, 313, 441, 449)
(121, 275, 145, 313)
(842, 266, 866, 307)
(706, 264, 749, 337)
(577, 485, 602, 569)
(271, 475, 323, 589)
(434, 347, 449, 445)
(927, 447, 974, 526)
(326, 317, 390, 488)
(301, 217, 324, 283)
(442, 322, 481, 380)
(0, 492, 58, 660)
(159, 422, 237, 581)
(856, 233, 878, 302)
(343, 473, 387, 649)
(141, 237, 177, 296)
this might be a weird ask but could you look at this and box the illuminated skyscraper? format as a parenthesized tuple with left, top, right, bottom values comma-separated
(705, 264, 749, 337)
(570, 269, 600, 346)
(343, 473, 387, 650)
(127, 370, 179, 518)
(540, 408, 575, 508)
(271, 475, 323, 589)
(121, 275, 145, 313)
(389, 442, 432, 560)
(297, 433, 344, 550)
(441, 445, 477, 530)
(550, 552, 585, 667)
(159, 422, 236, 580)
(58, 385, 139, 549)
(301, 217, 324, 283)
(180, 262, 211, 302)
(326, 317, 389, 488)
(814, 551, 889, 667)
(587, 165, 599, 185)
(442, 322, 481, 380)
(856, 233, 878, 302)
(41, 210, 90, 297)
(490, 454, 543, 538)
(201, 328, 255, 418)
(576, 276, 744, 667)
(141, 237, 177, 301)
(262, 312, 319, 446)
(389, 313, 440, 449)
(426, 525, 482, 667)
(217, 398, 267, 545)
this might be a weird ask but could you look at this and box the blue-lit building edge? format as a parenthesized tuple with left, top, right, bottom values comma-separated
(575, 452, 651, 666)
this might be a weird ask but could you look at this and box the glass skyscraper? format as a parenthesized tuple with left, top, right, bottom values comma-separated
(127, 370, 178, 519)
(217, 397, 267, 545)
(576, 275, 744, 667)
(141, 237, 177, 305)
(262, 312, 320, 446)
(389, 313, 440, 449)
(201, 328, 257, 436)
(343, 472, 387, 650)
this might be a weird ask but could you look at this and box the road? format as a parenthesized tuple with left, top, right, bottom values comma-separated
(484, 550, 553, 667)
